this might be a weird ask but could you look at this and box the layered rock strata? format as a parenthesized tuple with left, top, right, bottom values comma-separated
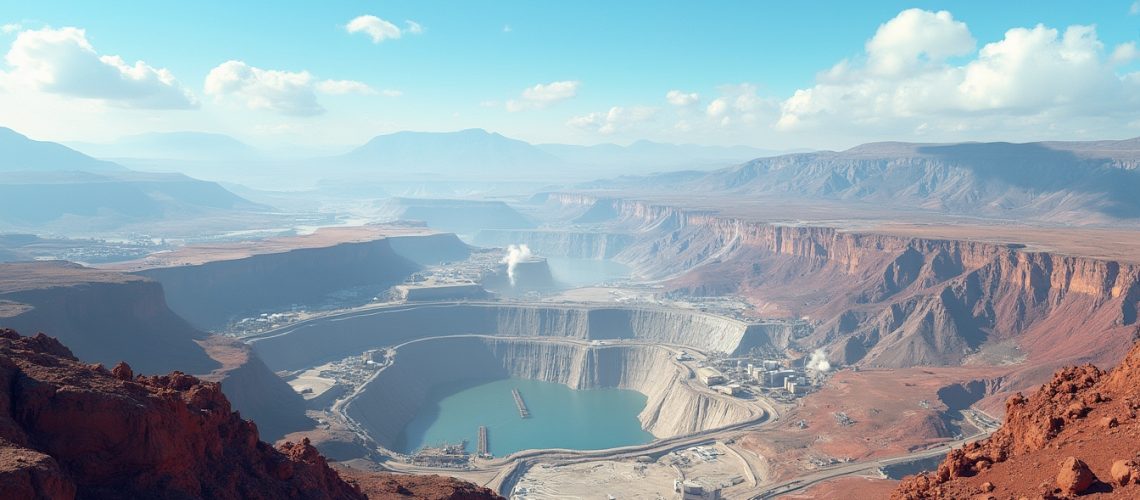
(542, 194, 1140, 375)
(249, 302, 782, 372)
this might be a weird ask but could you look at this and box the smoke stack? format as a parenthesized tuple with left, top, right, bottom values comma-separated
(501, 244, 533, 286)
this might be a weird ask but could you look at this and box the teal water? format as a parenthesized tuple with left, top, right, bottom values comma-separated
(545, 257, 631, 287)
(396, 377, 654, 456)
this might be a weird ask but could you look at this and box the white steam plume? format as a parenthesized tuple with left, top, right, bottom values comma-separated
(502, 244, 532, 286)
(806, 348, 831, 373)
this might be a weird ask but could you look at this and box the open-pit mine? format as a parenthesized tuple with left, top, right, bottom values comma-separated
(219, 189, 1140, 498)
(13, 7, 1140, 499)
(7, 124, 1140, 499)
(11, 179, 1137, 498)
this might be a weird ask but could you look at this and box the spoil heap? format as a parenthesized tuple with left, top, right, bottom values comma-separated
(894, 341, 1140, 499)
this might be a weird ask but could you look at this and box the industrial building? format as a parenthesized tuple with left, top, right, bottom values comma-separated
(719, 384, 743, 396)
(761, 369, 797, 388)
(674, 479, 721, 499)
(697, 367, 726, 386)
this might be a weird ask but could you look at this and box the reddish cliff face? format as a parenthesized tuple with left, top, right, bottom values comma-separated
(0, 261, 218, 375)
(894, 340, 1140, 499)
(0, 261, 311, 441)
(549, 195, 1140, 374)
(0, 329, 503, 500)
(0, 328, 363, 500)
(335, 468, 505, 500)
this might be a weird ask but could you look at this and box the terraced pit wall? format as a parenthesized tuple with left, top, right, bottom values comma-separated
(343, 336, 760, 451)
(249, 303, 788, 373)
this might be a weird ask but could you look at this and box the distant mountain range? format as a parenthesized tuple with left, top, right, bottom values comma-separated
(0, 127, 272, 236)
(537, 140, 785, 170)
(1, 127, 124, 172)
(333, 129, 564, 179)
(67, 132, 263, 162)
(29, 125, 1140, 223)
(65, 128, 789, 183)
(600, 138, 1140, 223)
(329, 129, 785, 180)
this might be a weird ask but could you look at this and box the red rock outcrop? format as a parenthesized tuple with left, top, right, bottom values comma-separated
(0, 328, 363, 499)
(335, 467, 504, 500)
(0, 328, 503, 500)
(893, 340, 1140, 499)
(0, 261, 312, 441)
(0, 328, 364, 500)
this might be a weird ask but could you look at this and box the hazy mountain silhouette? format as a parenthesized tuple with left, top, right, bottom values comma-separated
(1, 127, 124, 172)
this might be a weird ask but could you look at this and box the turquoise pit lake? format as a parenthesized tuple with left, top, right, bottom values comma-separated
(395, 377, 654, 456)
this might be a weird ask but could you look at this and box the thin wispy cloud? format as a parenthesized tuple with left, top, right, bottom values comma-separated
(666, 90, 699, 107)
(205, 61, 373, 116)
(568, 106, 658, 134)
(346, 15, 422, 43)
(505, 80, 580, 111)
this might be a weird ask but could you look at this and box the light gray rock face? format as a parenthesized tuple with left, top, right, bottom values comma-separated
(344, 337, 761, 451)
(250, 303, 781, 372)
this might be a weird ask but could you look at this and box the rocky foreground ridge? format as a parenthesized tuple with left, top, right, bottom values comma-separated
(893, 340, 1140, 499)
(0, 328, 501, 500)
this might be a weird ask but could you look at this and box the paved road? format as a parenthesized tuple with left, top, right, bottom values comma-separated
(745, 410, 1001, 499)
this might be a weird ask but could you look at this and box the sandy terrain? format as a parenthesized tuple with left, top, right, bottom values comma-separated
(512, 442, 750, 499)
(742, 366, 1007, 484)
(0, 261, 144, 295)
(782, 475, 899, 499)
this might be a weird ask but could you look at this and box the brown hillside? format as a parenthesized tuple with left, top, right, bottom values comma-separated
(893, 341, 1140, 499)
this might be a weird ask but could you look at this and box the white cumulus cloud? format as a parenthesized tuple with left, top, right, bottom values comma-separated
(205, 61, 375, 117)
(2, 26, 196, 109)
(506, 80, 580, 111)
(1, 23, 21, 34)
(568, 106, 658, 134)
(864, 9, 974, 77)
(346, 15, 422, 43)
(775, 9, 1140, 138)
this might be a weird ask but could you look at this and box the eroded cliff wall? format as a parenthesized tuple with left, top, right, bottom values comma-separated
(542, 194, 1140, 373)
(138, 239, 421, 329)
(0, 262, 311, 441)
(0, 266, 217, 375)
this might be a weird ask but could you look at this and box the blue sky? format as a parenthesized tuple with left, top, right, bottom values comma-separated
(2, 1, 1139, 150)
